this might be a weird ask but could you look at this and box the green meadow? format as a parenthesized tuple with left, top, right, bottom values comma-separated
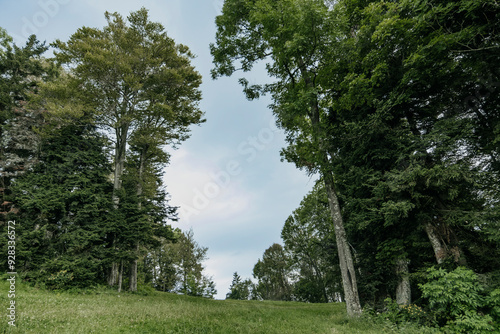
(0, 279, 421, 334)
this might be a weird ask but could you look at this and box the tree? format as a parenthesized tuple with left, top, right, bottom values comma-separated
(226, 272, 255, 300)
(120, 146, 178, 291)
(175, 230, 209, 296)
(0, 30, 56, 217)
(10, 119, 113, 288)
(146, 229, 216, 298)
(0, 30, 56, 114)
(113, 162, 178, 292)
(213, 0, 500, 316)
(323, 0, 500, 306)
(49, 8, 204, 288)
(211, 0, 362, 316)
(145, 233, 181, 292)
(252, 243, 292, 301)
(282, 181, 342, 303)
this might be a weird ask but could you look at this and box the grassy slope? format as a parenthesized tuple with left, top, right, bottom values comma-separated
(0, 279, 390, 334)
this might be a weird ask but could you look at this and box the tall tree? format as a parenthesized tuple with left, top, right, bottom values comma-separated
(211, 0, 362, 315)
(120, 153, 178, 291)
(49, 8, 204, 288)
(144, 232, 182, 292)
(324, 0, 500, 305)
(0, 30, 56, 216)
(147, 229, 217, 298)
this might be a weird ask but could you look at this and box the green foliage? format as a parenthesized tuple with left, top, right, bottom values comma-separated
(212, 0, 365, 316)
(253, 243, 293, 301)
(10, 122, 114, 288)
(49, 7, 204, 145)
(0, 33, 56, 113)
(34, 8, 206, 291)
(487, 288, 500, 324)
(213, 0, 500, 322)
(378, 298, 432, 328)
(46, 270, 75, 290)
(281, 181, 342, 303)
(0, 29, 58, 220)
(145, 229, 216, 298)
(184, 273, 217, 299)
(226, 272, 255, 300)
(419, 266, 497, 333)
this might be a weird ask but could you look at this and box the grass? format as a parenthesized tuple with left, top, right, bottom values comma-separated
(0, 278, 414, 334)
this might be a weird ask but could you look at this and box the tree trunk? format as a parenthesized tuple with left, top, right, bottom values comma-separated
(395, 256, 411, 305)
(424, 222, 465, 265)
(323, 171, 362, 316)
(424, 223, 447, 264)
(108, 262, 119, 286)
(108, 123, 129, 287)
(296, 58, 361, 315)
(117, 261, 124, 293)
(129, 146, 147, 292)
(129, 244, 139, 292)
(112, 123, 129, 207)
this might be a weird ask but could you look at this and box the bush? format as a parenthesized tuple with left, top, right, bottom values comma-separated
(364, 299, 438, 333)
(46, 270, 74, 290)
(134, 284, 157, 296)
(487, 289, 500, 325)
(381, 297, 433, 327)
(419, 266, 496, 333)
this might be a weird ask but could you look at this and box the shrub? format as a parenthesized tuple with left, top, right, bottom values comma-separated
(419, 266, 496, 333)
(381, 297, 432, 327)
(46, 270, 74, 290)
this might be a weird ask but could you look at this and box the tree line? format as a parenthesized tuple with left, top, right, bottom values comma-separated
(213, 0, 500, 331)
(0, 9, 215, 298)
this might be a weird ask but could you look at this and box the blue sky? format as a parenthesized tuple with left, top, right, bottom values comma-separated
(1, 0, 315, 299)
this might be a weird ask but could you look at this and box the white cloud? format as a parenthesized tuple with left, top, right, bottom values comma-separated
(164, 147, 254, 226)
(202, 251, 261, 300)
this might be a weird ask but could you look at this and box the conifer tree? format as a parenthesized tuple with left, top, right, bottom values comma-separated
(0, 30, 56, 216)
(11, 120, 113, 288)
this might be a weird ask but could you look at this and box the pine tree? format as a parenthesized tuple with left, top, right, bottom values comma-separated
(0, 30, 56, 217)
(11, 120, 113, 288)
(226, 272, 254, 300)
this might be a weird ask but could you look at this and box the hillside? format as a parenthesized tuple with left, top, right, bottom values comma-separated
(0, 279, 403, 334)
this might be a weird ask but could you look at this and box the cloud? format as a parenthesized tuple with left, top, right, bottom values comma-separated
(202, 250, 262, 300)
(164, 147, 254, 225)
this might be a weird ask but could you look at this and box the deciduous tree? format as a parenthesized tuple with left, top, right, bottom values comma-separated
(211, 0, 362, 316)
(253, 243, 292, 301)
(282, 181, 342, 303)
(49, 8, 204, 288)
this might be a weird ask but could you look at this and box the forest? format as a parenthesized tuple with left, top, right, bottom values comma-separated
(1, 0, 500, 333)
(0, 9, 215, 298)
(217, 0, 500, 331)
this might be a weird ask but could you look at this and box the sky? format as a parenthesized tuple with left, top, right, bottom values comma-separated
(0, 0, 316, 299)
